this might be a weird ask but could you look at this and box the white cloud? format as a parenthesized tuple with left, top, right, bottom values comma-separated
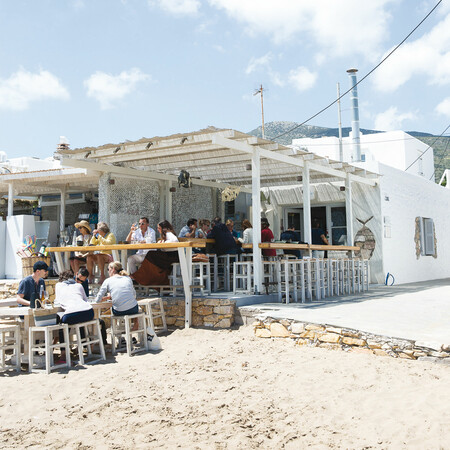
(149, 0, 200, 15)
(436, 97, 450, 117)
(288, 66, 317, 92)
(374, 106, 417, 131)
(372, 12, 450, 92)
(0, 69, 70, 111)
(84, 68, 149, 110)
(209, 0, 393, 57)
(245, 53, 273, 75)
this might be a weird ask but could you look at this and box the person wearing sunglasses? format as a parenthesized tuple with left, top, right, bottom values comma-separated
(126, 217, 156, 274)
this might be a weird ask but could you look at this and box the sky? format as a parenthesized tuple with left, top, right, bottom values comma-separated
(1, 0, 450, 160)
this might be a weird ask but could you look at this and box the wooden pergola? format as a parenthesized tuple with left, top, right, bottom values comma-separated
(57, 127, 378, 293)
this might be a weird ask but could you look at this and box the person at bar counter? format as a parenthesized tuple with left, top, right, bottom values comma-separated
(311, 219, 329, 258)
(226, 219, 239, 241)
(261, 218, 276, 258)
(196, 219, 210, 238)
(126, 217, 156, 274)
(69, 220, 92, 273)
(131, 220, 179, 286)
(280, 224, 304, 259)
(16, 261, 49, 306)
(238, 219, 253, 253)
(206, 217, 237, 255)
(86, 222, 116, 284)
(178, 218, 197, 238)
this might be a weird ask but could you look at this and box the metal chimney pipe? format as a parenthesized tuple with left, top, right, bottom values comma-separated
(347, 68, 361, 162)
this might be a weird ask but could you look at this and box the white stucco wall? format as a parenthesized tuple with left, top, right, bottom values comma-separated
(379, 163, 450, 284)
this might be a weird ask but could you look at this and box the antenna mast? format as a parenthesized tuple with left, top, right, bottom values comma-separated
(337, 83, 343, 162)
(253, 84, 265, 139)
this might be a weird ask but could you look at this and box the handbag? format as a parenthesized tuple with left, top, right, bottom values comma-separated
(33, 305, 59, 327)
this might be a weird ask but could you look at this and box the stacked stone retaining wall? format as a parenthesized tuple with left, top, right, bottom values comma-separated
(252, 317, 450, 364)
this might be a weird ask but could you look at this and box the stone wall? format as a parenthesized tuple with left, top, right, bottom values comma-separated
(251, 317, 450, 364)
(152, 298, 235, 328)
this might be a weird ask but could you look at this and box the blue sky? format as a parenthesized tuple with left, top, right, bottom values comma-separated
(1, 0, 450, 159)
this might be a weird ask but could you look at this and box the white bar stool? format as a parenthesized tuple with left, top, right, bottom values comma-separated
(139, 298, 168, 334)
(0, 324, 21, 372)
(233, 261, 253, 294)
(29, 324, 71, 374)
(110, 313, 148, 356)
(69, 319, 106, 365)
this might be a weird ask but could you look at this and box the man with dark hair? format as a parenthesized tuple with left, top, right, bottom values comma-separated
(16, 261, 49, 306)
(76, 267, 90, 297)
(178, 218, 198, 238)
(206, 217, 237, 255)
(126, 217, 156, 274)
(280, 224, 303, 258)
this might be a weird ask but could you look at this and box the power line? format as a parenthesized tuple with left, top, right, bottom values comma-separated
(404, 123, 450, 172)
(268, 0, 442, 141)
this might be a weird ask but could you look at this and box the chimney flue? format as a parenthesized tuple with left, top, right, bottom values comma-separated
(347, 68, 361, 163)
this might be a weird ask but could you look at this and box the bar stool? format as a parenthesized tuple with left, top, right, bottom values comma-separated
(192, 262, 211, 295)
(233, 261, 253, 294)
(217, 254, 239, 292)
(0, 324, 21, 372)
(110, 312, 148, 356)
(139, 298, 168, 334)
(29, 324, 71, 374)
(69, 320, 106, 365)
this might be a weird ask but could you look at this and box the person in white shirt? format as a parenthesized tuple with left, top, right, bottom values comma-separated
(238, 219, 253, 253)
(131, 220, 179, 286)
(126, 217, 156, 274)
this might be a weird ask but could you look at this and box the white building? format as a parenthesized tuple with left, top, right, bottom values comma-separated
(292, 131, 435, 181)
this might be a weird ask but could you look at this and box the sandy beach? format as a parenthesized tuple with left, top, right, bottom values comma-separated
(1, 325, 449, 449)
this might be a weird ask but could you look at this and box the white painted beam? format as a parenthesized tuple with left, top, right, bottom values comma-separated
(345, 174, 354, 247)
(251, 148, 263, 294)
(302, 164, 311, 244)
(7, 183, 14, 217)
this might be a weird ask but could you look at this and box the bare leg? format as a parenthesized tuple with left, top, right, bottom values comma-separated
(86, 255, 95, 283)
(97, 254, 110, 284)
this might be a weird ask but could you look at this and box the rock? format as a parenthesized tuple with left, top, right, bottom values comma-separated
(342, 330, 361, 338)
(401, 349, 415, 357)
(296, 339, 308, 347)
(290, 323, 305, 334)
(174, 319, 185, 327)
(255, 328, 271, 338)
(196, 306, 214, 316)
(305, 324, 325, 331)
(398, 352, 416, 360)
(413, 351, 428, 358)
(367, 340, 382, 349)
(280, 319, 291, 327)
(318, 333, 341, 344)
(373, 349, 389, 357)
(213, 305, 234, 315)
(203, 299, 222, 307)
(299, 330, 317, 340)
(325, 326, 342, 334)
(342, 337, 366, 347)
(318, 343, 341, 350)
(441, 344, 450, 352)
(191, 314, 204, 327)
(414, 341, 443, 352)
(381, 343, 392, 350)
(214, 318, 232, 328)
(417, 356, 438, 363)
(428, 351, 449, 358)
(166, 317, 177, 326)
(270, 323, 290, 338)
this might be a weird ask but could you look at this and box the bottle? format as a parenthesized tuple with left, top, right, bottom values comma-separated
(72, 230, 77, 246)
(39, 285, 44, 308)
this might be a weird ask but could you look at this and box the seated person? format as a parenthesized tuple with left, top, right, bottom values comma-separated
(178, 218, 197, 238)
(86, 221, 116, 284)
(238, 219, 253, 253)
(226, 219, 239, 241)
(96, 262, 139, 330)
(206, 217, 237, 256)
(16, 261, 49, 306)
(261, 218, 276, 258)
(131, 220, 179, 286)
(196, 219, 210, 238)
(54, 269, 97, 362)
(75, 267, 90, 297)
(69, 220, 92, 273)
(280, 224, 304, 259)
(126, 217, 156, 274)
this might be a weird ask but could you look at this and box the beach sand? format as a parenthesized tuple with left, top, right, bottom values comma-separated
(1, 326, 449, 449)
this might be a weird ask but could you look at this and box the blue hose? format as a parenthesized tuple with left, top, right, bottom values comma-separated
(385, 272, 395, 286)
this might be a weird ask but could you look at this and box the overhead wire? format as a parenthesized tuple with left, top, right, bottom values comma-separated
(268, 0, 443, 141)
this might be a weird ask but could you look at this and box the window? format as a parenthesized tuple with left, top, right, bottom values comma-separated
(420, 217, 435, 256)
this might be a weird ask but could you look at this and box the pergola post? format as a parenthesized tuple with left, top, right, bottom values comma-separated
(59, 185, 66, 232)
(345, 174, 354, 247)
(7, 183, 14, 217)
(251, 148, 263, 294)
(159, 180, 172, 222)
(302, 163, 312, 244)
(166, 180, 173, 222)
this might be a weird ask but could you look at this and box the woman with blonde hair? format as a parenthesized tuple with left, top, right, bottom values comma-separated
(95, 261, 138, 316)
(87, 221, 116, 284)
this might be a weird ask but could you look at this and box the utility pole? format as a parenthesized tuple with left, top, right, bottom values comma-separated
(337, 82, 344, 162)
(253, 84, 265, 139)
